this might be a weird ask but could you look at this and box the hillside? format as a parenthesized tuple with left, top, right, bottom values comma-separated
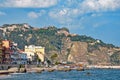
(0, 23, 120, 65)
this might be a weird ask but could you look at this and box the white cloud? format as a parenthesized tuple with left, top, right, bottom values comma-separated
(0, 0, 58, 8)
(28, 12, 39, 19)
(38, 10, 46, 16)
(49, 0, 120, 25)
(81, 0, 120, 12)
(49, 8, 71, 24)
(0, 11, 6, 16)
(28, 10, 46, 19)
(49, 8, 80, 24)
(59, 9, 68, 16)
(91, 13, 102, 17)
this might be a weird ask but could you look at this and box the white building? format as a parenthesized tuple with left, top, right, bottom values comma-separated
(24, 52, 35, 62)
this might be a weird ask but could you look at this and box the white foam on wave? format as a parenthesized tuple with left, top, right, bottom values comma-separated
(10, 73, 25, 75)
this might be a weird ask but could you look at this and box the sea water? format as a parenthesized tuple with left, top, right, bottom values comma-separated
(0, 69, 120, 80)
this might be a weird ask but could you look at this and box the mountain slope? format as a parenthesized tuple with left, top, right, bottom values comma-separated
(0, 23, 120, 65)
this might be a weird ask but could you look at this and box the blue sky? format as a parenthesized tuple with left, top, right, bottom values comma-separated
(0, 0, 120, 46)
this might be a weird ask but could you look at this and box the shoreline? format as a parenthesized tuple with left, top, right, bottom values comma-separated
(87, 65, 120, 69)
(1, 65, 120, 75)
(0, 66, 84, 75)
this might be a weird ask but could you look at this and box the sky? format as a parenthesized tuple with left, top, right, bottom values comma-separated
(0, 0, 120, 46)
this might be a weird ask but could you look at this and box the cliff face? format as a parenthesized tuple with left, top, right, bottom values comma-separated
(68, 42, 88, 63)
(0, 23, 120, 65)
(67, 42, 111, 65)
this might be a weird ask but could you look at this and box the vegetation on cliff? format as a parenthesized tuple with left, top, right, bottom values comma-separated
(110, 51, 120, 65)
(0, 23, 120, 65)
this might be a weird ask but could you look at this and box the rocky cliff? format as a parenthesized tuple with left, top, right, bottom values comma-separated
(0, 23, 120, 65)
(68, 42, 111, 65)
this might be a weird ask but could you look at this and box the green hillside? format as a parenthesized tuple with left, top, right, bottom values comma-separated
(0, 23, 120, 65)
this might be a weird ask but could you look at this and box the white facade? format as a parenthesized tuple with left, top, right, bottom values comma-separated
(24, 52, 35, 61)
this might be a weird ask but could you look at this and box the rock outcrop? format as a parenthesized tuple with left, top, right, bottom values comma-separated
(0, 23, 120, 65)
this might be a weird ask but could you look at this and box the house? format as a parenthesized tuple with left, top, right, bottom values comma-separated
(2, 40, 11, 64)
(18, 52, 27, 64)
(24, 52, 35, 64)
(0, 39, 28, 64)
(0, 41, 2, 64)
(24, 45, 45, 63)
(10, 42, 27, 64)
(11, 52, 27, 64)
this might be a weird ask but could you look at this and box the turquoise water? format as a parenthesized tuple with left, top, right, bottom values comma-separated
(1, 69, 120, 80)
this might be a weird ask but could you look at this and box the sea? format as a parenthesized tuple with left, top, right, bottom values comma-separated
(0, 69, 120, 80)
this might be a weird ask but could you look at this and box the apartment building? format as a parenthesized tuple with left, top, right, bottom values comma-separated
(25, 45, 45, 62)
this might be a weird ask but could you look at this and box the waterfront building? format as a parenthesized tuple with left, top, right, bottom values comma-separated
(11, 51, 27, 64)
(11, 51, 19, 64)
(10, 42, 19, 64)
(18, 52, 27, 64)
(34, 46, 45, 62)
(24, 45, 45, 62)
(0, 40, 2, 64)
(0, 40, 45, 64)
(10, 42, 27, 64)
(0, 39, 28, 64)
(24, 52, 35, 64)
(2, 40, 11, 64)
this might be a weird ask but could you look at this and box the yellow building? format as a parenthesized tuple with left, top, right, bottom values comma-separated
(25, 45, 45, 62)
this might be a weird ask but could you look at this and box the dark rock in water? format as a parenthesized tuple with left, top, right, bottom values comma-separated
(86, 72, 91, 76)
